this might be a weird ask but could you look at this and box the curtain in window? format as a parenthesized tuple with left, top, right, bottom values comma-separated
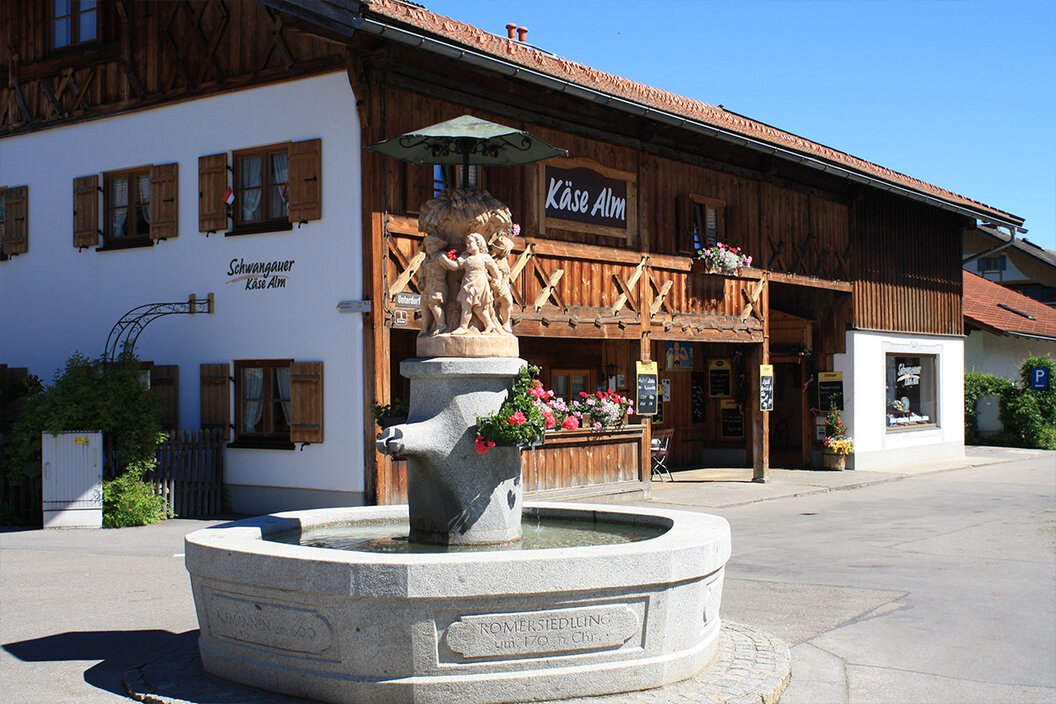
(269, 153, 289, 220)
(241, 157, 263, 222)
(137, 174, 151, 225)
(243, 367, 264, 432)
(111, 177, 128, 237)
(275, 367, 292, 425)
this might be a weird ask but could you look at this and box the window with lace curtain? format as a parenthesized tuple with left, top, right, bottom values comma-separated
(234, 359, 294, 445)
(232, 144, 290, 233)
(104, 167, 151, 246)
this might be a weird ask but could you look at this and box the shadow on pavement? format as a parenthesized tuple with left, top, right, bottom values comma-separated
(3, 628, 198, 697)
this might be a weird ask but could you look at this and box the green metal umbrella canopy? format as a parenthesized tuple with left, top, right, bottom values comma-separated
(366, 115, 567, 178)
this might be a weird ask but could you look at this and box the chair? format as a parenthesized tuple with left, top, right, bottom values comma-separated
(650, 429, 674, 482)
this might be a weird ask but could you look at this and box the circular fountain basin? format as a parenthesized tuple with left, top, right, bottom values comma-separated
(184, 502, 731, 704)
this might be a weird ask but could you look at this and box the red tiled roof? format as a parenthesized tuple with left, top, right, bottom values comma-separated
(963, 271, 1056, 339)
(364, 0, 1022, 226)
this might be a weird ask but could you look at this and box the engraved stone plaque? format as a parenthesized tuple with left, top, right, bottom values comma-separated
(208, 593, 333, 654)
(446, 605, 639, 658)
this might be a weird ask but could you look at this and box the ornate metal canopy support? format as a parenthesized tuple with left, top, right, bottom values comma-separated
(105, 293, 214, 361)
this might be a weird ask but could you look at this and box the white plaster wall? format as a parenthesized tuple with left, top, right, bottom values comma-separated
(0, 72, 367, 506)
(833, 331, 965, 470)
(965, 330, 1056, 381)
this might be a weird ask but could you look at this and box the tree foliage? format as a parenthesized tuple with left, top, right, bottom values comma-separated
(2, 349, 170, 526)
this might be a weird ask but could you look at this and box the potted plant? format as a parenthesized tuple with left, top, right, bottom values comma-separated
(694, 242, 752, 275)
(569, 389, 634, 430)
(821, 405, 853, 470)
(475, 365, 549, 453)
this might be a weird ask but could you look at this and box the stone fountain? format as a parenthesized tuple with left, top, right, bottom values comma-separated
(183, 188, 734, 704)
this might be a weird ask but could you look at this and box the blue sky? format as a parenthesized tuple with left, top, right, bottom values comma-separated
(422, 0, 1056, 251)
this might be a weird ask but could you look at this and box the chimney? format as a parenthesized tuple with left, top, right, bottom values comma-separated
(517, 26, 528, 42)
(506, 23, 517, 40)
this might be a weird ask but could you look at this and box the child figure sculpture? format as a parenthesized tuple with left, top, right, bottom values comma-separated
(489, 235, 515, 335)
(450, 232, 501, 336)
(419, 234, 457, 336)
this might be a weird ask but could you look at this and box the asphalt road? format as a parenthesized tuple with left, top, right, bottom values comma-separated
(1, 448, 1053, 704)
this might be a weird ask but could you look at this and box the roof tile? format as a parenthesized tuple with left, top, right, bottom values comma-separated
(365, 0, 1021, 225)
(963, 270, 1056, 340)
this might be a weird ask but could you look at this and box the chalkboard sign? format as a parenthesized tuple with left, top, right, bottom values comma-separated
(818, 372, 844, 411)
(759, 365, 774, 412)
(709, 359, 732, 397)
(636, 361, 659, 416)
(720, 401, 743, 438)
(691, 372, 707, 423)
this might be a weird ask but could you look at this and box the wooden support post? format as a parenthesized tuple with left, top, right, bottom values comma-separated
(752, 275, 770, 483)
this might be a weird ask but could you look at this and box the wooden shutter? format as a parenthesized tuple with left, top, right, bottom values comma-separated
(288, 138, 322, 224)
(290, 361, 324, 444)
(198, 153, 228, 233)
(150, 163, 179, 240)
(151, 364, 180, 430)
(73, 175, 100, 249)
(2, 185, 28, 256)
(200, 363, 231, 441)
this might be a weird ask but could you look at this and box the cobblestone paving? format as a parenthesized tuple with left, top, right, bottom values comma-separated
(126, 622, 790, 704)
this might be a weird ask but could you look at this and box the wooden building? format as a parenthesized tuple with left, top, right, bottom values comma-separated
(1, 1, 1026, 511)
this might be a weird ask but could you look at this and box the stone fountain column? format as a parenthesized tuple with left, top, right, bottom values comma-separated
(377, 187, 527, 546)
(378, 357, 524, 545)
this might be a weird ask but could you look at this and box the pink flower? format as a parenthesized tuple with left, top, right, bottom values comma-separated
(543, 412, 555, 429)
(529, 384, 549, 400)
(506, 411, 527, 425)
(562, 416, 580, 431)
(474, 436, 493, 454)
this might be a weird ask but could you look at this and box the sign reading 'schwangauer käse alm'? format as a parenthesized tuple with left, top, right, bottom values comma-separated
(226, 257, 296, 291)
(540, 159, 637, 240)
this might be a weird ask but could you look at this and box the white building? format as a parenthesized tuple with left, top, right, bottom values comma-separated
(1, 72, 368, 513)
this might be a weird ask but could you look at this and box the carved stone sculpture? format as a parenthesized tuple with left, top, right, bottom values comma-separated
(489, 235, 515, 334)
(414, 188, 518, 358)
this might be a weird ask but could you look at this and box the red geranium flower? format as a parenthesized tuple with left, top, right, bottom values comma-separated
(446, 249, 458, 261)
(506, 411, 527, 425)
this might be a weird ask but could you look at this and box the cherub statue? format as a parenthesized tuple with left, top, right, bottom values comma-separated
(489, 235, 515, 334)
(419, 234, 458, 336)
(449, 232, 502, 336)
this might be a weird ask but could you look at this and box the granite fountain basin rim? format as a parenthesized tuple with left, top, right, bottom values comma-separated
(184, 502, 731, 599)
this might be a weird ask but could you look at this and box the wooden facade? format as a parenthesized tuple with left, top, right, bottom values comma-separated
(4, 0, 1015, 505)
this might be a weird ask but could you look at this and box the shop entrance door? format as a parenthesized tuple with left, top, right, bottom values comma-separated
(770, 361, 806, 467)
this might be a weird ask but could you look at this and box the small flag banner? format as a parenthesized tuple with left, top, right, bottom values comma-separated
(223, 187, 235, 205)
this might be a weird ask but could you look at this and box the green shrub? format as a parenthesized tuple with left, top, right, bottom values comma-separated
(102, 454, 172, 528)
(3, 348, 168, 527)
(1000, 355, 1056, 450)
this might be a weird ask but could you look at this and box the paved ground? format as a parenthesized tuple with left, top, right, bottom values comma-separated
(1, 446, 1053, 703)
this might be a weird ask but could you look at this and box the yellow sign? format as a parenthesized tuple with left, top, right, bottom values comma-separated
(760, 364, 773, 376)
(819, 372, 843, 382)
(74, 437, 90, 445)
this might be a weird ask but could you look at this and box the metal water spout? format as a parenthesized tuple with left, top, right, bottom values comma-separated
(376, 357, 526, 546)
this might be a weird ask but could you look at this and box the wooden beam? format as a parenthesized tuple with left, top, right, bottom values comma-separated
(649, 280, 674, 317)
(532, 269, 565, 310)
(386, 251, 425, 298)
(768, 271, 853, 292)
(610, 257, 647, 315)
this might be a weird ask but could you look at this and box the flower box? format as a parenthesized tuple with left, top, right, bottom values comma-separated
(822, 451, 848, 471)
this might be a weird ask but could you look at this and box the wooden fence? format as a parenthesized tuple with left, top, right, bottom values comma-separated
(151, 429, 224, 517)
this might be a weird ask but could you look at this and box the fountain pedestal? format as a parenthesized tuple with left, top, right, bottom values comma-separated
(378, 357, 525, 545)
